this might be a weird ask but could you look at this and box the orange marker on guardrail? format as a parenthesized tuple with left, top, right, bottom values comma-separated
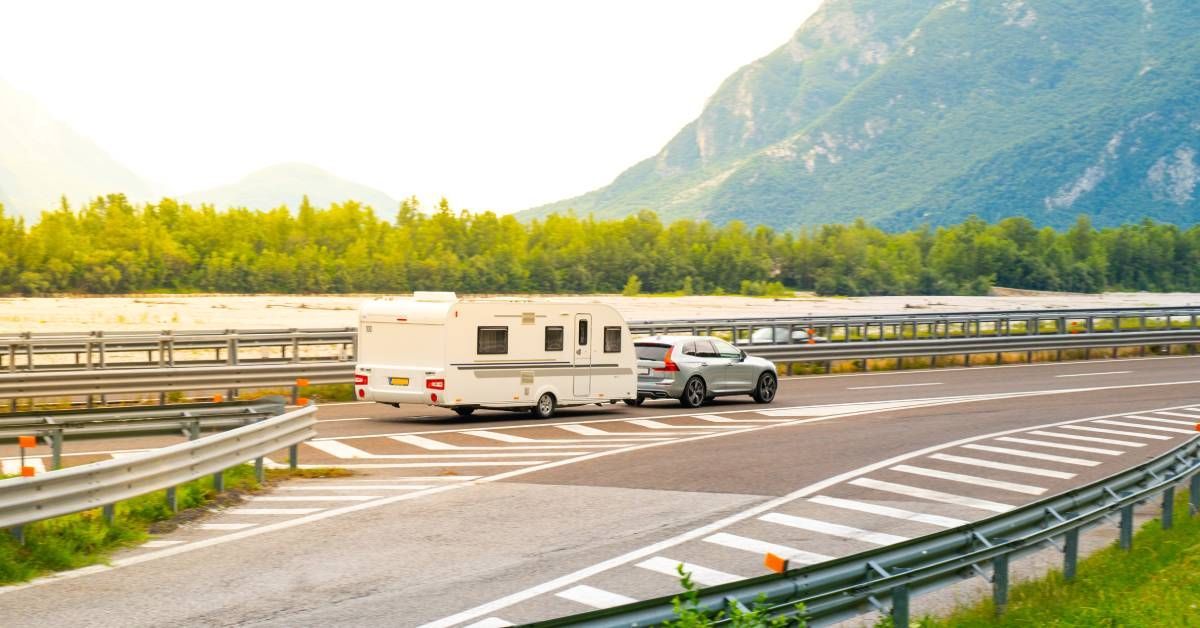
(296, 397, 310, 406)
(1195, 423, 1199, 432)
(765, 552, 789, 574)
(18, 435, 36, 477)
(296, 378, 310, 387)
(212, 393, 224, 403)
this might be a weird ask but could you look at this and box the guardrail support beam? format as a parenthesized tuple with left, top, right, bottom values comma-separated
(1119, 504, 1134, 550)
(1063, 528, 1079, 582)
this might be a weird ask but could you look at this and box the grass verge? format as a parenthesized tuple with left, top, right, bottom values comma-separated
(920, 489, 1200, 627)
(0, 465, 350, 585)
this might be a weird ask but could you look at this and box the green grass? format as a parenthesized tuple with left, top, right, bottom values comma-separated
(920, 490, 1200, 627)
(0, 465, 350, 584)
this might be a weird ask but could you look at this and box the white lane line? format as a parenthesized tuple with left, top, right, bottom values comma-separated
(555, 424, 686, 438)
(961, 444, 1100, 466)
(636, 557, 745, 586)
(625, 419, 737, 430)
(690, 414, 790, 424)
(847, 383, 943, 390)
(1091, 419, 1194, 435)
(388, 434, 628, 451)
(1026, 430, 1147, 447)
(277, 484, 437, 490)
(808, 496, 967, 528)
(891, 465, 1046, 495)
(849, 478, 1014, 513)
(142, 540, 186, 548)
(247, 495, 380, 502)
(316, 416, 384, 423)
(555, 585, 638, 609)
(760, 513, 908, 545)
(1123, 414, 1197, 426)
(463, 618, 513, 628)
(305, 440, 375, 459)
(704, 532, 833, 564)
(0, 458, 45, 475)
(995, 436, 1123, 455)
(285, 462, 545, 469)
(225, 508, 325, 515)
(1154, 411, 1200, 420)
(928, 453, 1075, 479)
(1055, 370, 1132, 378)
(197, 523, 258, 531)
(305, 441, 586, 460)
(1062, 425, 1171, 440)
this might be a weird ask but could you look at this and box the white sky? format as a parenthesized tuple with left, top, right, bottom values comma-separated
(0, 1, 822, 212)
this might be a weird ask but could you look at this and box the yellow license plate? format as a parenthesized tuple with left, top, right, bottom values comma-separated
(389, 377, 410, 386)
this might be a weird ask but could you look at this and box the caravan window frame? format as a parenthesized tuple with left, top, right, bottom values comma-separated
(545, 326, 564, 351)
(603, 326, 622, 353)
(477, 326, 509, 355)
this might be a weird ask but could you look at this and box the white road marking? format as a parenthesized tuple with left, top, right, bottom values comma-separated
(283, 461, 545, 469)
(891, 465, 1046, 495)
(463, 618, 513, 628)
(625, 419, 736, 430)
(995, 436, 1123, 455)
(928, 453, 1075, 479)
(1091, 419, 1194, 434)
(1062, 425, 1171, 440)
(690, 414, 789, 423)
(1025, 430, 1146, 447)
(555, 424, 684, 437)
(141, 540, 185, 548)
(305, 440, 375, 459)
(315, 416, 385, 423)
(247, 495, 380, 502)
(636, 557, 745, 586)
(277, 484, 438, 491)
(0, 458, 45, 475)
(305, 439, 585, 459)
(960, 444, 1100, 466)
(225, 508, 325, 515)
(1155, 411, 1200, 420)
(847, 383, 943, 390)
(1055, 370, 1132, 378)
(808, 496, 967, 528)
(1122, 414, 1197, 426)
(197, 523, 258, 531)
(388, 434, 628, 451)
(555, 585, 637, 609)
(703, 532, 833, 564)
(760, 513, 908, 545)
(849, 478, 1014, 513)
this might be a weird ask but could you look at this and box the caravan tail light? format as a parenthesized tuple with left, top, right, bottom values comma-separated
(654, 347, 680, 372)
(426, 378, 445, 390)
(354, 374, 369, 386)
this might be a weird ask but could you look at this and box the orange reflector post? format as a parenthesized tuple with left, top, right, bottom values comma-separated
(20, 466, 35, 477)
(212, 393, 224, 403)
(18, 435, 36, 449)
(1195, 423, 1200, 432)
(296, 397, 310, 406)
(296, 378, 310, 387)
(764, 552, 789, 574)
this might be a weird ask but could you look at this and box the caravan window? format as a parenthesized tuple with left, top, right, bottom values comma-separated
(578, 319, 589, 346)
(603, 327, 622, 353)
(477, 327, 508, 355)
(545, 326, 564, 351)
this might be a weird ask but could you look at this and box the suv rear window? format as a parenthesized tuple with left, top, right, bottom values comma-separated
(635, 343, 670, 361)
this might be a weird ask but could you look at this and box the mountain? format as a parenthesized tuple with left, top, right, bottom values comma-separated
(523, 0, 1200, 230)
(182, 163, 398, 212)
(0, 79, 155, 220)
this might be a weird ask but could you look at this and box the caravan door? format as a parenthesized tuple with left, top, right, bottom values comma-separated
(573, 314, 592, 397)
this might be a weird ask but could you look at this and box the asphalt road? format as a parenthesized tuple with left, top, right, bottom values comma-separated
(3, 355, 1199, 627)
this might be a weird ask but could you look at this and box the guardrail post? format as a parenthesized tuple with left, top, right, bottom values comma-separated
(1162, 486, 1175, 530)
(1063, 527, 1079, 582)
(102, 503, 115, 524)
(212, 469, 225, 492)
(166, 486, 178, 512)
(289, 444, 299, 469)
(10, 525, 24, 545)
(50, 429, 63, 470)
(255, 456, 265, 483)
(992, 553, 1009, 615)
(890, 584, 909, 628)
(1119, 504, 1134, 550)
(1190, 473, 1200, 516)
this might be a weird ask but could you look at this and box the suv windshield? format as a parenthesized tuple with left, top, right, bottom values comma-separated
(635, 343, 670, 361)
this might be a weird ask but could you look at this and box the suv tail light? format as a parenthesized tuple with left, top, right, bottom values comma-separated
(654, 347, 680, 372)
(426, 378, 445, 390)
(354, 374, 368, 385)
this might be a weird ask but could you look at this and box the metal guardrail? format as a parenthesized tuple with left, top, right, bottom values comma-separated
(537, 434, 1200, 627)
(0, 398, 287, 469)
(0, 403, 317, 535)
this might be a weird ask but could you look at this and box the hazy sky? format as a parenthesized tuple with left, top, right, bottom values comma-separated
(0, 1, 822, 212)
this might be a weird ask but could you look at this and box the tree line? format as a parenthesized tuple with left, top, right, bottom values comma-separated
(0, 194, 1196, 296)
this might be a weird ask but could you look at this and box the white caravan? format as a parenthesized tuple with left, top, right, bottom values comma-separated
(354, 292, 637, 418)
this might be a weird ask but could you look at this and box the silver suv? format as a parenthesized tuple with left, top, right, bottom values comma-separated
(631, 335, 778, 408)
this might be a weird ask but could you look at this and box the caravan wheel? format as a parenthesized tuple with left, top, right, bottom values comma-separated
(533, 393, 556, 419)
(452, 407, 475, 417)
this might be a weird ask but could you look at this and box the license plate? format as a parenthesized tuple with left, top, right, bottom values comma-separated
(389, 377, 410, 386)
(639, 368, 651, 375)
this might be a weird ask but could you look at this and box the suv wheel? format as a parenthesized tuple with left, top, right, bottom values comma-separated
(752, 372, 777, 403)
(679, 377, 706, 408)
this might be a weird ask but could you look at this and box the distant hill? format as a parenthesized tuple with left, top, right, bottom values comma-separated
(0, 79, 155, 220)
(523, 0, 1200, 230)
(182, 163, 398, 212)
